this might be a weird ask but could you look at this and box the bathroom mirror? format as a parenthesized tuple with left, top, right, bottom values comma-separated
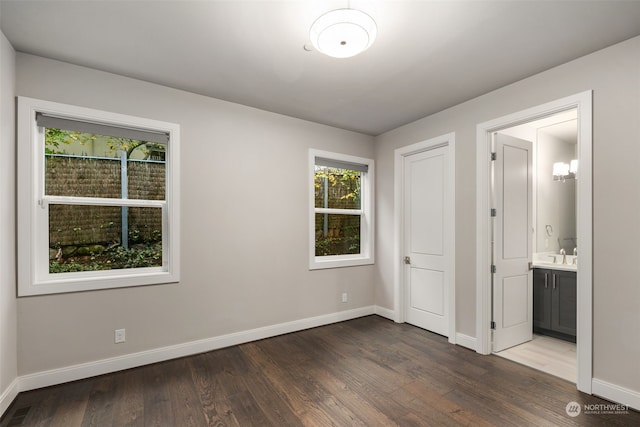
(535, 120, 577, 254)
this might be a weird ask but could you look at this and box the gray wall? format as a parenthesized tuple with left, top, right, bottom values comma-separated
(0, 29, 17, 412)
(15, 53, 375, 375)
(374, 35, 640, 393)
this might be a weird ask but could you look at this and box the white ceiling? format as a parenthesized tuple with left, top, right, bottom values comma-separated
(538, 120, 578, 145)
(2, 0, 640, 136)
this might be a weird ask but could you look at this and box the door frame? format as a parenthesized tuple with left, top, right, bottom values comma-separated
(475, 91, 593, 393)
(394, 132, 456, 343)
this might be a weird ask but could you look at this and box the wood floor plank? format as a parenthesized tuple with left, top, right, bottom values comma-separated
(3, 315, 640, 427)
(239, 342, 337, 426)
(187, 352, 242, 427)
(110, 369, 145, 427)
(141, 362, 177, 427)
(48, 381, 91, 427)
(168, 358, 209, 427)
(240, 367, 302, 426)
(79, 374, 117, 427)
(290, 331, 413, 424)
(392, 379, 495, 427)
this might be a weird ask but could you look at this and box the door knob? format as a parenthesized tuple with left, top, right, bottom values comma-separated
(404, 256, 411, 265)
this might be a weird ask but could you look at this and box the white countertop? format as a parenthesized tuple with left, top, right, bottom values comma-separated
(532, 252, 577, 272)
(531, 261, 577, 272)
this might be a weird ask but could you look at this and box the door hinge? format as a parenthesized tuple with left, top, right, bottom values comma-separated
(490, 321, 496, 329)
(490, 208, 497, 217)
(491, 265, 496, 274)
(491, 152, 497, 161)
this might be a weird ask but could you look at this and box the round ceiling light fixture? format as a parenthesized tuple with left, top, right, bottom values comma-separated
(309, 8, 377, 58)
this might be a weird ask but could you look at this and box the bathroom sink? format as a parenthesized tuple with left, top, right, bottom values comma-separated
(532, 253, 578, 271)
(531, 261, 577, 271)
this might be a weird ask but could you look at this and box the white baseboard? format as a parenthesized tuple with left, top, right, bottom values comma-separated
(455, 333, 477, 351)
(592, 378, 640, 411)
(374, 305, 395, 320)
(0, 378, 19, 417)
(18, 306, 376, 393)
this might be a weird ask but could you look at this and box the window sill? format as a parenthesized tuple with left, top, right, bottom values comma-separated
(19, 268, 179, 297)
(309, 255, 374, 270)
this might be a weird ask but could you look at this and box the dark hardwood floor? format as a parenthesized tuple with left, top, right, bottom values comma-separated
(2, 315, 638, 426)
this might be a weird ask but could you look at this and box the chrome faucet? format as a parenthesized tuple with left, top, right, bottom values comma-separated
(560, 248, 567, 264)
(573, 247, 578, 265)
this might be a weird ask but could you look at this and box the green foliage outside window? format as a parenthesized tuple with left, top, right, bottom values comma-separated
(314, 166, 362, 256)
(46, 128, 165, 273)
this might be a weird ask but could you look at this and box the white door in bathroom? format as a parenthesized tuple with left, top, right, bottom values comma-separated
(492, 134, 533, 352)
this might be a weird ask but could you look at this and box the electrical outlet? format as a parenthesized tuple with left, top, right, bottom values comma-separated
(341, 292, 348, 303)
(114, 328, 126, 344)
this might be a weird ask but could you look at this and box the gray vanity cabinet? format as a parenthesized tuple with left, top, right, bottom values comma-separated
(533, 268, 576, 342)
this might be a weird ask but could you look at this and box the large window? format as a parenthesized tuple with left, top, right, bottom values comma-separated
(309, 149, 374, 269)
(17, 97, 180, 296)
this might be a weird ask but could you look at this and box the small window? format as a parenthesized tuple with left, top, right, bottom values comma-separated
(309, 149, 374, 269)
(17, 97, 180, 296)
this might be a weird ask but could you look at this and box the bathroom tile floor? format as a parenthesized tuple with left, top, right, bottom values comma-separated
(495, 334, 576, 383)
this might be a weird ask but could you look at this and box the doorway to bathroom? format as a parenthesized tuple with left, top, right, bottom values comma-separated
(475, 91, 593, 393)
(492, 110, 578, 383)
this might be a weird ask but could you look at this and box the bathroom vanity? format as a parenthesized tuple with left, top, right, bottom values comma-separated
(533, 266, 577, 342)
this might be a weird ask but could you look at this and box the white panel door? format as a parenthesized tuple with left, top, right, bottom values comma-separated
(493, 134, 533, 352)
(404, 146, 451, 336)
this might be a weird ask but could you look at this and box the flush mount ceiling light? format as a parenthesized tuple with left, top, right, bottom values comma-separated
(310, 8, 377, 58)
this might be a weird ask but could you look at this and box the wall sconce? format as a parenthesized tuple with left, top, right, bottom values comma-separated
(570, 159, 578, 174)
(553, 159, 578, 182)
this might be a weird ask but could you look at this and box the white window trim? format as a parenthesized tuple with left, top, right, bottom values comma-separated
(309, 149, 374, 270)
(17, 97, 181, 296)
